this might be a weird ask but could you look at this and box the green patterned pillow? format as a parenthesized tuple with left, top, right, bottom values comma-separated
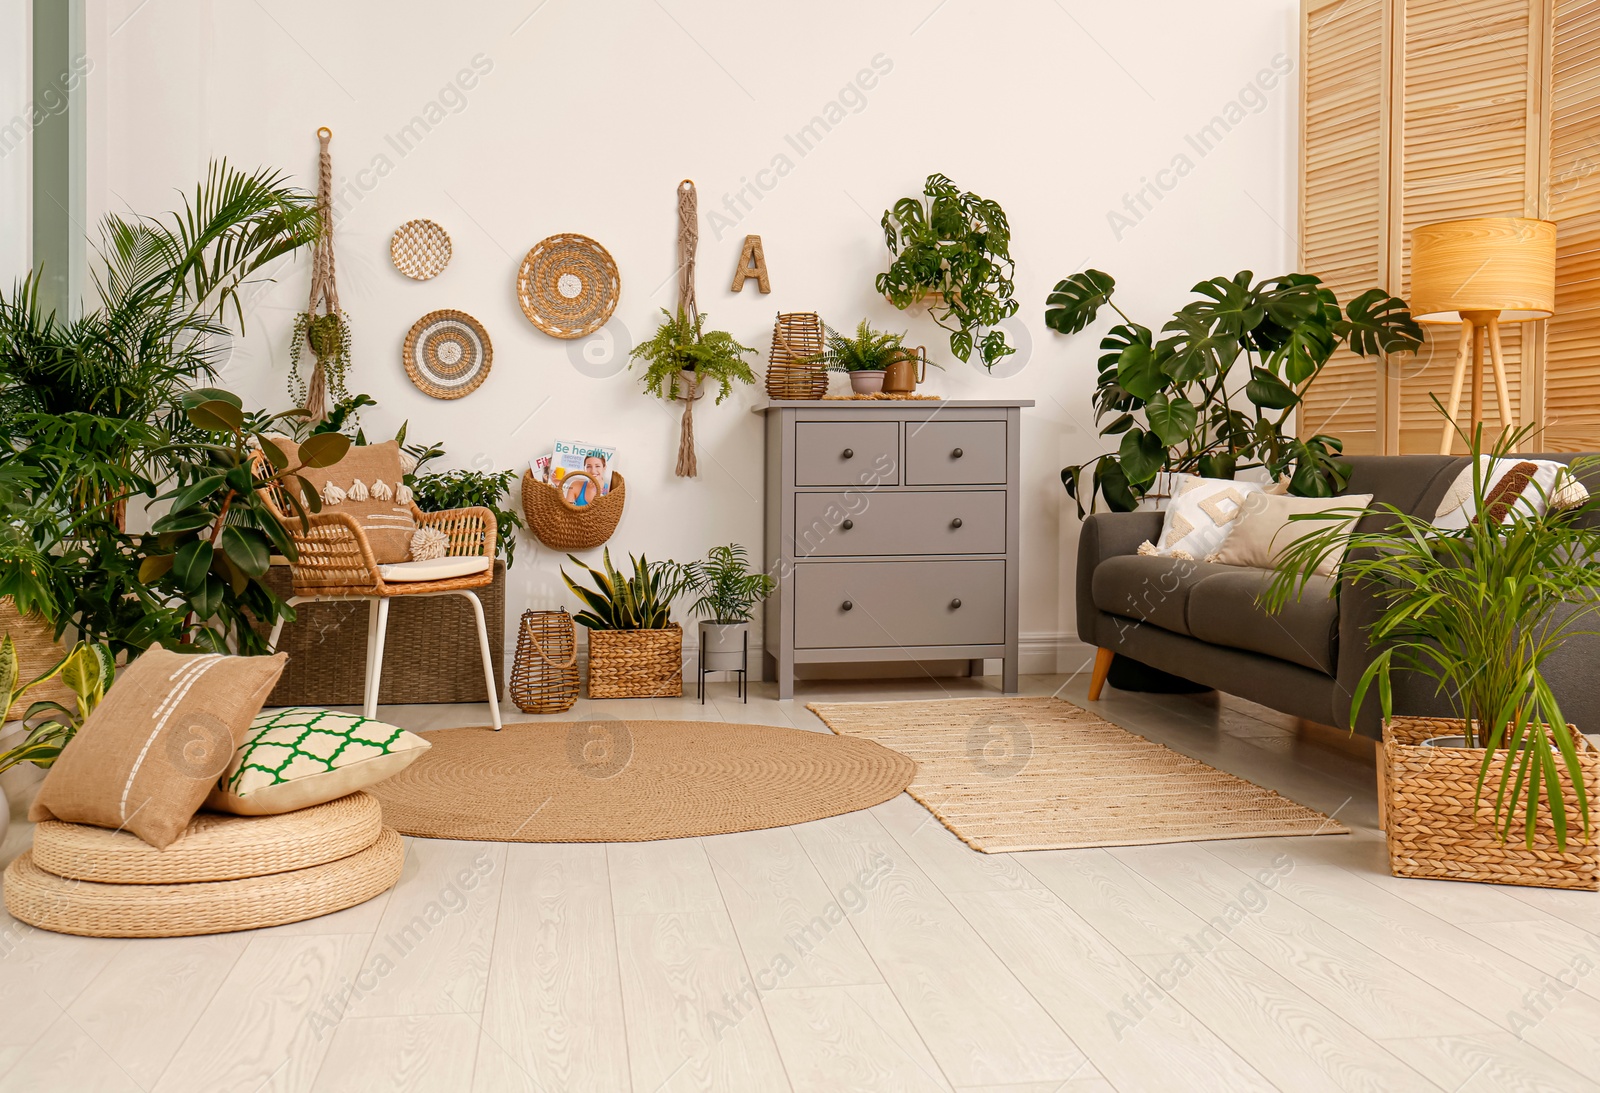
(205, 707, 430, 816)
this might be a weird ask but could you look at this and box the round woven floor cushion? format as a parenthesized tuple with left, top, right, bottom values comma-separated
(30, 791, 384, 884)
(4, 827, 404, 938)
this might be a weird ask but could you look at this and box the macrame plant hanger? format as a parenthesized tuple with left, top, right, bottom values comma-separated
(675, 179, 699, 478)
(301, 126, 343, 424)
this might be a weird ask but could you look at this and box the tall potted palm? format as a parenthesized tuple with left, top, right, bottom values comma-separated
(1265, 422, 1600, 889)
(679, 544, 777, 671)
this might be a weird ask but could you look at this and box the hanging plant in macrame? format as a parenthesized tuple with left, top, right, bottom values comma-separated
(287, 127, 351, 423)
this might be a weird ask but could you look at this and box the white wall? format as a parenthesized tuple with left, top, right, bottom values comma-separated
(0, 0, 30, 283)
(91, 0, 1298, 672)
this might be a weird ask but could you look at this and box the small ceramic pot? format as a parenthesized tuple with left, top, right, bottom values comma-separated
(848, 371, 886, 395)
(699, 620, 750, 671)
(883, 349, 926, 395)
(676, 369, 705, 401)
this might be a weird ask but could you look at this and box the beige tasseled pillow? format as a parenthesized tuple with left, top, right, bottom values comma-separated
(274, 439, 417, 564)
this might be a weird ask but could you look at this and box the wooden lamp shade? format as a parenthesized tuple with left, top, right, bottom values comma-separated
(1408, 217, 1556, 453)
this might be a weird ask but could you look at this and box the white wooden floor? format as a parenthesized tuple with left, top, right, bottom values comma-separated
(2, 671, 1598, 1093)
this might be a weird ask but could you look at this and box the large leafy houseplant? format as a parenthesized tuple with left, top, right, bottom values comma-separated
(629, 308, 757, 403)
(1047, 269, 1423, 515)
(562, 549, 683, 631)
(1264, 422, 1600, 850)
(877, 173, 1018, 371)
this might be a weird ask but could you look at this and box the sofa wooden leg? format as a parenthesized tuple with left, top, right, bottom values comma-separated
(1088, 647, 1114, 701)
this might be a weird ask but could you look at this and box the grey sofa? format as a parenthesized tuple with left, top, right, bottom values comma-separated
(1076, 454, 1600, 739)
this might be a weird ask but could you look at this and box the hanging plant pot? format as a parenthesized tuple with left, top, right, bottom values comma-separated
(675, 368, 705, 402)
(848, 370, 887, 394)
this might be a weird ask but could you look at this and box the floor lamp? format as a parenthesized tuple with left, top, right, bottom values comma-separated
(1409, 217, 1556, 455)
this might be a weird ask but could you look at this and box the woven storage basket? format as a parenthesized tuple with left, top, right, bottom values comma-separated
(1, 599, 74, 720)
(261, 562, 505, 706)
(586, 624, 683, 699)
(510, 609, 580, 713)
(766, 312, 827, 400)
(522, 470, 625, 551)
(1383, 716, 1600, 891)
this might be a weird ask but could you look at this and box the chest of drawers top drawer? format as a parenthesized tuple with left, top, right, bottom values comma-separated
(794, 421, 899, 486)
(905, 419, 1007, 485)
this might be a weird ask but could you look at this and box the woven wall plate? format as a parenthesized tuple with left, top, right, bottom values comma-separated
(517, 233, 620, 339)
(391, 219, 452, 280)
(403, 308, 493, 399)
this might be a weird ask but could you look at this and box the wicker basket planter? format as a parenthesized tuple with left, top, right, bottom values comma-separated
(1383, 716, 1600, 891)
(585, 624, 683, 699)
(510, 609, 580, 713)
(522, 470, 625, 552)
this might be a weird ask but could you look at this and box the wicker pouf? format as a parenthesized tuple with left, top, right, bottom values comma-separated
(586, 624, 684, 698)
(1384, 716, 1600, 891)
(30, 792, 384, 884)
(4, 828, 404, 938)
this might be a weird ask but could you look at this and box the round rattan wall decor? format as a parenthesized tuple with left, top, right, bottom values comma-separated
(517, 233, 620, 339)
(403, 308, 493, 399)
(390, 218, 452, 280)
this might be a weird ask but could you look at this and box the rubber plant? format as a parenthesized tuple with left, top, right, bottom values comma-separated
(1263, 420, 1600, 850)
(138, 388, 351, 652)
(1046, 269, 1423, 515)
(876, 173, 1018, 371)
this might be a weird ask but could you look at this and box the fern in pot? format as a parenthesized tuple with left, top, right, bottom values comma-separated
(811, 320, 910, 395)
(680, 543, 777, 672)
(1265, 421, 1600, 886)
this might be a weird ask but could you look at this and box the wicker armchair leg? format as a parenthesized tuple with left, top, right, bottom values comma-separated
(451, 589, 503, 731)
(364, 598, 392, 720)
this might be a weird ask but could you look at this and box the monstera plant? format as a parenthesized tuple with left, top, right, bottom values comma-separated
(1046, 269, 1423, 515)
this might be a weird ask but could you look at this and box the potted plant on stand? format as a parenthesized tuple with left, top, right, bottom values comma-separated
(563, 549, 687, 698)
(812, 320, 911, 395)
(679, 543, 777, 702)
(1265, 423, 1600, 889)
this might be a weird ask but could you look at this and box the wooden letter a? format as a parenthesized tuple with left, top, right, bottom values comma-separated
(731, 234, 771, 293)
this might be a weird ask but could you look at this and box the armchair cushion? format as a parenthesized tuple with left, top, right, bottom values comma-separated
(277, 438, 416, 563)
(377, 556, 491, 582)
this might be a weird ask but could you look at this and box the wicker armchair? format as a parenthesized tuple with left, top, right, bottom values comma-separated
(260, 475, 503, 729)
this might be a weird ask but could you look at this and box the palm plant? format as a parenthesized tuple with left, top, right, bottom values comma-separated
(1264, 419, 1600, 849)
(810, 321, 907, 373)
(562, 549, 684, 630)
(678, 544, 776, 622)
(629, 308, 757, 403)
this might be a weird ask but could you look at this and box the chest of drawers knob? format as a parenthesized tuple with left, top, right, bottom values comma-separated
(952, 447, 964, 458)
(951, 517, 963, 528)
(842, 448, 854, 459)
(841, 518, 854, 530)
(842, 600, 854, 611)
(951, 598, 962, 609)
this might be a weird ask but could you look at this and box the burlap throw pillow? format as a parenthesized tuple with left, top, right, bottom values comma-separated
(274, 438, 416, 563)
(29, 649, 287, 848)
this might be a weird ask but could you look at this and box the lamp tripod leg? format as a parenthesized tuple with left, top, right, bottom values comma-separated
(1486, 317, 1515, 437)
(1439, 322, 1473, 455)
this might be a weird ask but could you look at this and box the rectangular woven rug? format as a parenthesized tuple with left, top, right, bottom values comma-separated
(805, 697, 1349, 853)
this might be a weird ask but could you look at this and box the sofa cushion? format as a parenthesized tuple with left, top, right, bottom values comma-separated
(1092, 556, 1241, 638)
(1188, 567, 1339, 675)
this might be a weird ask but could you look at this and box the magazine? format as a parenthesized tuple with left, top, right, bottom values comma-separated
(547, 439, 618, 507)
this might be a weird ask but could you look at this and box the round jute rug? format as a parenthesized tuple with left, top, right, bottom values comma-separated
(368, 720, 916, 842)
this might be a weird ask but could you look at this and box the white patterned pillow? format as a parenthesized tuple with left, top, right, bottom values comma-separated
(205, 708, 430, 816)
(1433, 457, 1589, 530)
(1139, 475, 1266, 560)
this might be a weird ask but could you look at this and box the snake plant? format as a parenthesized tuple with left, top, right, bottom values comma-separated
(0, 637, 116, 775)
(563, 549, 684, 631)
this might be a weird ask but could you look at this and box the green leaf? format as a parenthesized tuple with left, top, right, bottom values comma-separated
(220, 525, 270, 578)
(1094, 456, 1138, 512)
(165, 474, 226, 516)
(60, 643, 105, 704)
(1335, 289, 1424, 358)
(1099, 412, 1135, 436)
(1182, 271, 1265, 339)
(1144, 393, 1197, 447)
(138, 554, 176, 583)
(191, 574, 225, 620)
(1116, 342, 1166, 402)
(1246, 367, 1299, 410)
(1117, 429, 1167, 487)
(259, 438, 290, 471)
(297, 432, 352, 470)
(1196, 453, 1237, 479)
(1044, 270, 1116, 335)
(173, 539, 214, 592)
(187, 399, 244, 432)
(151, 508, 217, 534)
(0, 635, 17, 717)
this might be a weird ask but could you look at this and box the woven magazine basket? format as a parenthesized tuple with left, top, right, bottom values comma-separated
(510, 609, 580, 713)
(521, 470, 625, 551)
(1383, 716, 1600, 891)
(586, 624, 683, 699)
(765, 312, 827, 400)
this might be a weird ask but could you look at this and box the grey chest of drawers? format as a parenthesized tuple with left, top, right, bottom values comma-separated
(761, 400, 1032, 699)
